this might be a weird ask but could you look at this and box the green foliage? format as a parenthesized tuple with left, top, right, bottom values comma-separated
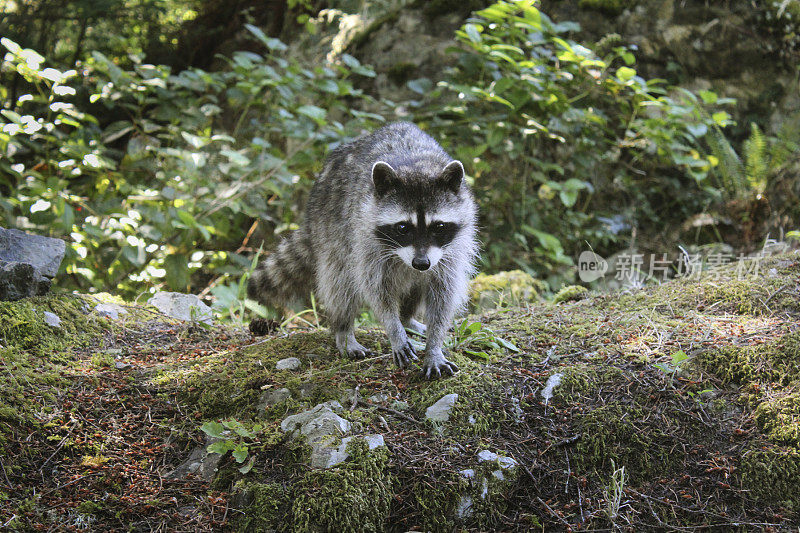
(448, 319, 519, 360)
(200, 418, 266, 474)
(705, 116, 800, 201)
(0, 33, 378, 319)
(418, 1, 723, 285)
(578, 0, 636, 16)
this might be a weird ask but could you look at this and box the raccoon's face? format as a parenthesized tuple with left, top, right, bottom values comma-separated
(372, 160, 468, 271)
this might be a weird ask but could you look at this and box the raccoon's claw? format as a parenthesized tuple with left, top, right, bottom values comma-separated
(422, 356, 459, 379)
(393, 341, 418, 368)
(347, 347, 372, 359)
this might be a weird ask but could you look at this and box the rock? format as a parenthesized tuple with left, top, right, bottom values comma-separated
(541, 373, 564, 406)
(0, 260, 50, 301)
(477, 450, 518, 470)
(43, 311, 61, 328)
(280, 401, 350, 439)
(114, 361, 132, 371)
(425, 393, 458, 422)
(148, 292, 213, 323)
(470, 270, 545, 311)
(279, 402, 386, 469)
(459, 468, 475, 479)
(258, 387, 291, 413)
(275, 357, 302, 371)
(0, 227, 66, 278)
(94, 302, 128, 320)
(166, 436, 223, 482)
(314, 434, 386, 469)
(455, 496, 473, 519)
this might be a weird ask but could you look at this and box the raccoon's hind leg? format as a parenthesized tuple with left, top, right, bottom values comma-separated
(330, 300, 372, 359)
(400, 286, 426, 337)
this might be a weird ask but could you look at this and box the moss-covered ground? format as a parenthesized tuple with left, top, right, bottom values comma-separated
(1, 252, 799, 530)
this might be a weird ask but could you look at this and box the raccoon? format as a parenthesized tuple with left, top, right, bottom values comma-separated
(247, 122, 478, 378)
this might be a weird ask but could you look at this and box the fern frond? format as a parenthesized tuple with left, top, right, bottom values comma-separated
(744, 122, 767, 195)
(705, 122, 744, 198)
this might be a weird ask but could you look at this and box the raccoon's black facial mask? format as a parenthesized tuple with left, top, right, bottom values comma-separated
(374, 219, 460, 249)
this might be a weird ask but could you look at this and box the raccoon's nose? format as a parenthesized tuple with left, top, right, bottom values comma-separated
(412, 256, 431, 271)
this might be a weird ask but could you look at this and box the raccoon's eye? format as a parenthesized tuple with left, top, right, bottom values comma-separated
(394, 222, 412, 234)
(430, 222, 447, 233)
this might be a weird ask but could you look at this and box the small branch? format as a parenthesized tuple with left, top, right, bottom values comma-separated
(356, 399, 422, 426)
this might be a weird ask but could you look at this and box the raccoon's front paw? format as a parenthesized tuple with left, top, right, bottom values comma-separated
(404, 319, 427, 337)
(336, 334, 372, 359)
(422, 351, 459, 379)
(346, 345, 372, 359)
(392, 341, 419, 368)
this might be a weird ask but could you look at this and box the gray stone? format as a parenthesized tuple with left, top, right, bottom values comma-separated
(425, 393, 458, 422)
(114, 361, 132, 371)
(280, 402, 387, 469)
(275, 357, 301, 371)
(280, 401, 348, 439)
(258, 387, 291, 413)
(477, 450, 518, 470)
(314, 434, 386, 469)
(0, 227, 66, 278)
(43, 311, 61, 328)
(148, 292, 213, 323)
(94, 303, 128, 320)
(166, 436, 223, 482)
(455, 496, 473, 519)
(0, 260, 50, 301)
(459, 468, 475, 479)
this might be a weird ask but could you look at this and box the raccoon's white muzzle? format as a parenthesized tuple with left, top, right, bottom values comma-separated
(396, 246, 443, 271)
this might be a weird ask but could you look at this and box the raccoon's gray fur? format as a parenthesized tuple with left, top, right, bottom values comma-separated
(247, 122, 478, 378)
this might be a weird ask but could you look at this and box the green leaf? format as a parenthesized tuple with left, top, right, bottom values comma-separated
(698, 90, 718, 104)
(164, 253, 190, 291)
(232, 445, 249, 463)
(712, 111, 731, 126)
(207, 440, 234, 455)
(238, 456, 255, 474)
(616, 66, 636, 82)
(244, 24, 287, 51)
(496, 337, 520, 353)
(200, 421, 225, 438)
(296, 104, 326, 124)
(671, 350, 689, 365)
(464, 24, 483, 43)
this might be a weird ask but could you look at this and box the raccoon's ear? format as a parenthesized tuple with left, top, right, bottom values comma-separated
(438, 160, 464, 194)
(372, 161, 399, 197)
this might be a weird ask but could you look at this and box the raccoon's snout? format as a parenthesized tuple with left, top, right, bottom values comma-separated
(412, 256, 431, 271)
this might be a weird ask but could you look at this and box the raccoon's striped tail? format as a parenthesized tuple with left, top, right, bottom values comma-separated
(247, 230, 316, 307)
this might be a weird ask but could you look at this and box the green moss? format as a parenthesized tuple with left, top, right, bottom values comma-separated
(578, 0, 636, 15)
(698, 333, 800, 387)
(470, 270, 545, 310)
(574, 403, 673, 482)
(234, 481, 289, 532)
(412, 471, 467, 531)
(0, 294, 109, 455)
(0, 294, 103, 356)
(408, 365, 509, 435)
(754, 391, 800, 447)
(177, 330, 344, 420)
(290, 439, 394, 532)
(740, 445, 800, 507)
(552, 285, 588, 304)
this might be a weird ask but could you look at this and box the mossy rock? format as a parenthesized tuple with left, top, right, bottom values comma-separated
(740, 445, 800, 507)
(470, 270, 545, 311)
(552, 284, 588, 304)
(290, 439, 394, 532)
